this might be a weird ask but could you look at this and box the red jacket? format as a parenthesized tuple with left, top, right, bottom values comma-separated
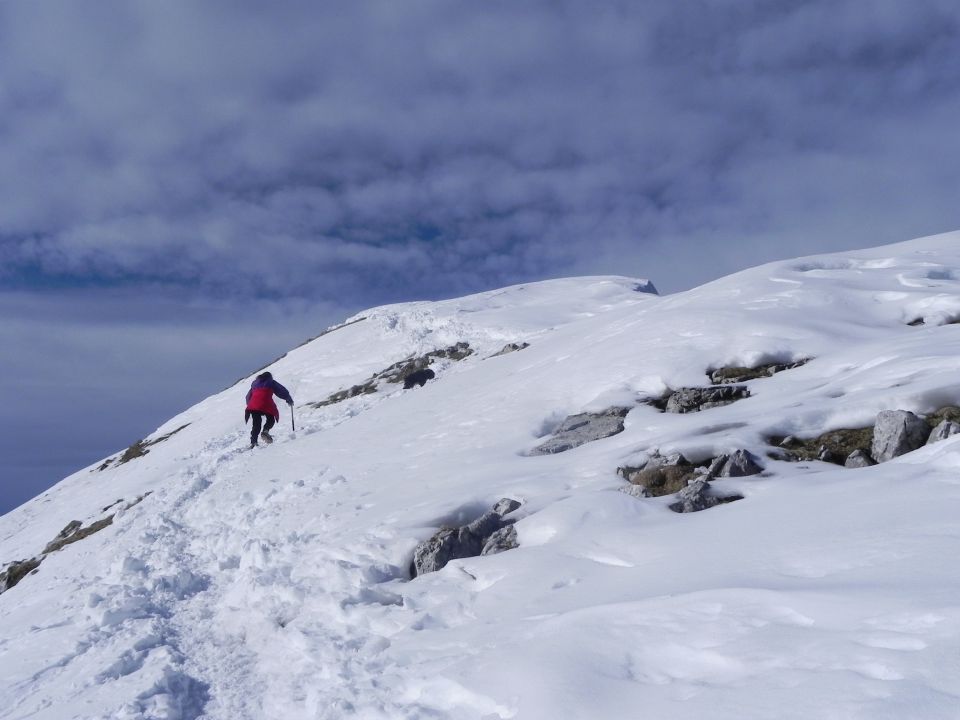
(245, 377, 292, 420)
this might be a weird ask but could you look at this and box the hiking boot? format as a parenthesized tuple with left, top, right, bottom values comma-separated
(249, 440, 257, 449)
(260, 431, 273, 444)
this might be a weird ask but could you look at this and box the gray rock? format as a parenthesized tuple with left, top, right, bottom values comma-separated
(669, 479, 718, 513)
(618, 484, 651, 499)
(481, 526, 518, 556)
(412, 528, 467, 575)
(871, 410, 931, 462)
(926, 420, 960, 445)
(0, 557, 42, 594)
(491, 342, 530, 358)
(708, 359, 810, 385)
(709, 449, 763, 478)
(530, 407, 631, 455)
(844, 449, 876, 468)
(464, 510, 504, 541)
(492, 498, 521, 516)
(817, 445, 842, 464)
(664, 386, 750, 414)
(413, 502, 522, 576)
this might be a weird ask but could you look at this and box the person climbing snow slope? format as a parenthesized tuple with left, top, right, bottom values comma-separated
(245, 371, 293, 448)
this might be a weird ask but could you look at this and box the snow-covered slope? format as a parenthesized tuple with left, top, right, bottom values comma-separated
(2, 233, 960, 720)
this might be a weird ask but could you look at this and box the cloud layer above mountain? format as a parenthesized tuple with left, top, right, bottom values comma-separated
(4, 0, 959, 301)
(3, 0, 960, 512)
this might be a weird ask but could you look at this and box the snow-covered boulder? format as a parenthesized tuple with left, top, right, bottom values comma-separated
(530, 408, 631, 455)
(871, 410, 931, 462)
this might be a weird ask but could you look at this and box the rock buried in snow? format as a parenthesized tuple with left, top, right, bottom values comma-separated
(668, 479, 717, 513)
(530, 407, 631, 455)
(0, 557, 42, 593)
(412, 498, 521, 576)
(669, 479, 743, 514)
(871, 410, 931, 462)
(707, 449, 763, 478)
(490, 342, 530, 358)
(619, 452, 699, 497)
(481, 526, 518, 555)
(662, 385, 750, 414)
(618, 484, 651, 499)
(492, 498, 522, 516)
(708, 359, 809, 385)
(844, 449, 877, 468)
(927, 420, 960, 445)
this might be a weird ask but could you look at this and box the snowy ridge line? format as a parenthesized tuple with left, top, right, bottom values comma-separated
(2, 235, 960, 718)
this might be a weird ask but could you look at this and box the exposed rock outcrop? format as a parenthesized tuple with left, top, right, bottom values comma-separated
(412, 498, 522, 576)
(98, 424, 190, 471)
(706, 449, 763, 478)
(772, 405, 960, 467)
(647, 385, 750, 414)
(0, 558, 41, 593)
(844, 449, 876, 468)
(668, 479, 743, 514)
(927, 420, 960, 444)
(42, 516, 115, 555)
(0, 493, 151, 596)
(311, 343, 473, 408)
(772, 427, 874, 465)
(530, 408, 631, 455)
(481, 526, 518, 556)
(708, 359, 809, 385)
(618, 452, 699, 497)
(871, 410, 931, 463)
(490, 342, 530, 358)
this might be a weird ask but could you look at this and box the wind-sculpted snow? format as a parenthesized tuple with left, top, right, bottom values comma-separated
(3, 237, 960, 718)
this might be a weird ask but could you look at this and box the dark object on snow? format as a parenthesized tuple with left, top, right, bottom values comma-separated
(412, 498, 521, 576)
(530, 407, 631, 455)
(871, 410, 930, 463)
(403, 368, 436, 389)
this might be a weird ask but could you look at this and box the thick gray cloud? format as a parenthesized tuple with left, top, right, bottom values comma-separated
(3, 0, 960, 512)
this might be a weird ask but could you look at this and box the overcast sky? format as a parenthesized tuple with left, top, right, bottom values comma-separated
(3, 0, 960, 515)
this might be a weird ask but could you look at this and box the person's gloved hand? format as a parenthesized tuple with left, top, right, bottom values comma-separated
(287, 399, 294, 406)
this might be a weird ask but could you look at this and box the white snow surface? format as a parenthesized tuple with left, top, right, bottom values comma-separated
(3, 232, 960, 719)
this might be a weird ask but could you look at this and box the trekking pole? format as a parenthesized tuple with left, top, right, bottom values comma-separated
(290, 404, 296, 432)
